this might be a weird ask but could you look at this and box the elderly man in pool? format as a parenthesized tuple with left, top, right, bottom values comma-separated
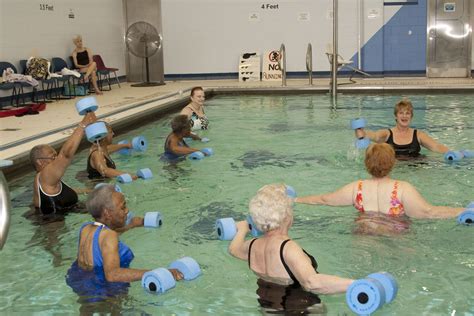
(30, 112, 96, 216)
(66, 185, 183, 297)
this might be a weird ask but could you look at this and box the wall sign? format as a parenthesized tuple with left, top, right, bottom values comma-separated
(262, 50, 282, 81)
(297, 12, 310, 21)
(261, 4, 279, 9)
(39, 4, 54, 11)
(249, 13, 260, 22)
(444, 3, 455, 12)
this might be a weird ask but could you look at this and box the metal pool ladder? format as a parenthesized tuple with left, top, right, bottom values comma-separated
(306, 43, 313, 85)
(278, 43, 287, 86)
(0, 160, 12, 250)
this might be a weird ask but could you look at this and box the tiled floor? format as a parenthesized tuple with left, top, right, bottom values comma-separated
(1, 77, 474, 174)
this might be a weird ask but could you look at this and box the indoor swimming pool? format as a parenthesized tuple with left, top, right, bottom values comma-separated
(2, 93, 473, 315)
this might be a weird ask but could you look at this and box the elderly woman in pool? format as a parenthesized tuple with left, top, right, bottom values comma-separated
(356, 99, 449, 158)
(180, 86, 209, 130)
(296, 143, 465, 223)
(87, 122, 137, 180)
(66, 185, 182, 289)
(229, 184, 353, 313)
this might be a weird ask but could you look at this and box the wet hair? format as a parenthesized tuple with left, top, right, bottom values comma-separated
(249, 184, 293, 233)
(86, 185, 116, 220)
(171, 114, 191, 134)
(29, 144, 51, 170)
(365, 143, 396, 178)
(394, 99, 413, 117)
(190, 86, 204, 97)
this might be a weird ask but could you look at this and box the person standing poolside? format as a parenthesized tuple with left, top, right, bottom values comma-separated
(66, 185, 183, 299)
(161, 115, 209, 161)
(356, 99, 449, 158)
(30, 112, 97, 215)
(180, 86, 209, 131)
(295, 143, 466, 234)
(72, 35, 103, 95)
(87, 123, 137, 180)
(229, 184, 354, 314)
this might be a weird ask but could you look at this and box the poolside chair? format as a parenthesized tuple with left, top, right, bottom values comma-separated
(0, 62, 21, 107)
(69, 56, 93, 94)
(93, 55, 120, 88)
(0, 61, 32, 107)
(20, 58, 57, 102)
(51, 57, 75, 99)
(325, 43, 370, 83)
(92, 55, 111, 91)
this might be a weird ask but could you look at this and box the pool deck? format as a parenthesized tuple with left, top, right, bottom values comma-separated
(1, 77, 474, 178)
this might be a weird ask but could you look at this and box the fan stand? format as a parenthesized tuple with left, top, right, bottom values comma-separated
(131, 39, 165, 87)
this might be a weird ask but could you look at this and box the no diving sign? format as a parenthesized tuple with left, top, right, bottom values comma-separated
(262, 50, 282, 81)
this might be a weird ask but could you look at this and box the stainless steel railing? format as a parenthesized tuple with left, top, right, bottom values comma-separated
(0, 160, 12, 250)
(306, 43, 313, 85)
(278, 43, 287, 86)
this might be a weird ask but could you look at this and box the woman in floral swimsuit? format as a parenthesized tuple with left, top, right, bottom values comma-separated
(295, 143, 466, 233)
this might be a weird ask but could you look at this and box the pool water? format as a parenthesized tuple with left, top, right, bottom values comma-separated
(2, 93, 473, 315)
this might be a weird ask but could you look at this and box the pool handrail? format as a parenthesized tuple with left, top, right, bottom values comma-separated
(306, 43, 313, 85)
(0, 160, 12, 250)
(278, 43, 287, 86)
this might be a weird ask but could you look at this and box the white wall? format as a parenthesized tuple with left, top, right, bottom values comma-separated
(0, 0, 126, 76)
(162, 0, 367, 74)
(161, 0, 390, 75)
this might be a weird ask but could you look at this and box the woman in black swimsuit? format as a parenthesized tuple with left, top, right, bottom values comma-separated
(228, 184, 354, 314)
(356, 99, 450, 158)
(72, 35, 103, 95)
(87, 123, 137, 180)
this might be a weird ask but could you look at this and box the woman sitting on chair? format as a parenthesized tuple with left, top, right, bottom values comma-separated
(72, 35, 103, 95)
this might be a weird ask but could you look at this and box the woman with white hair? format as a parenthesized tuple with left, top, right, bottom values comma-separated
(229, 184, 353, 314)
(72, 35, 102, 95)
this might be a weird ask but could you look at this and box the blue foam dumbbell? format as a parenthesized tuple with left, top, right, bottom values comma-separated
(142, 268, 176, 294)
(117, 173, 133, 183)
(117, 140, 132, 155)
(444, 151, 464, 161)
(144, 212, 163, 227)
(461, 150, 474, 158)
(76, 96, 98, 115)
(350, 118, 367, 130)
(458, 210, 474, 225)
(201, 147, 213, 156)
(126, 211, 134, 225)
(355, 137, 371, 150)
(85, 122, 108, 142)
(457, 202, 474, 225)
(188, 151, 205, 160)
(350, 118, 370, 149)
(168, 257, 202, 281)
(126, 211, 162, 227)
(285, 185, 297, 198)
(132, 136, 148, 152)
(445, 150, 474, 161)
(215, 216, 263, 241)
(346, 271, 398, 315)
(137, 168, 153, 179)
(94, 183, 122, 193)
